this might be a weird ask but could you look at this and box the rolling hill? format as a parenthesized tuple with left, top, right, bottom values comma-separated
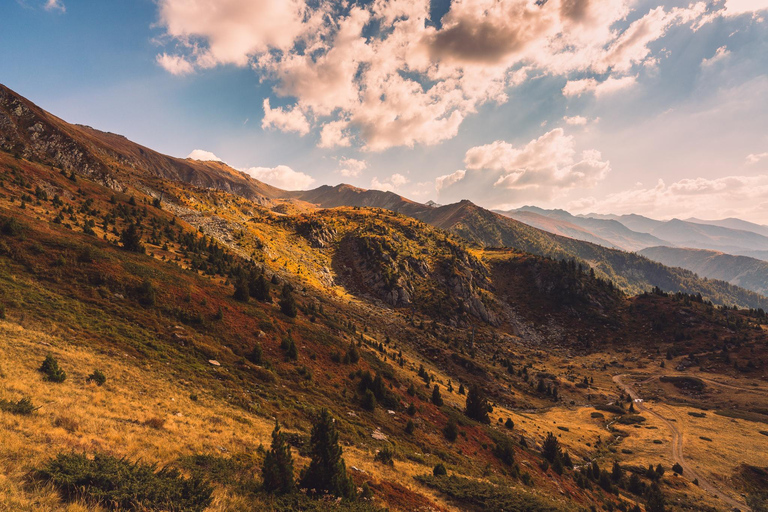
(639, 246, 768, 297)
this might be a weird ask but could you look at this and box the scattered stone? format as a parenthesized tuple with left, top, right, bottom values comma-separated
(208, 360, 221, 367)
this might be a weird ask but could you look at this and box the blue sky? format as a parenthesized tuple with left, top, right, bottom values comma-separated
(2, 0, 768, 222)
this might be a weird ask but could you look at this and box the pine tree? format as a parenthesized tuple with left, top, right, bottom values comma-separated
(431, 385, 443, 406)
(279, 284, 297, 318)
(645, 483, 666, 512)
(119, 223, 144, 253)
(249, 270, 271, 302)
(300, 409, 355, 499)
(262, 421, 294, 495)
(541, 432, 561, 463)
(233, 271, 249, 302)
(465, 385, 490, 423)
(611, 461, 624, 483)
(443, 417, 459, 442)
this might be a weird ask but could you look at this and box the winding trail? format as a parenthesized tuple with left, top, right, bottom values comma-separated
(612, 374, 749, 512)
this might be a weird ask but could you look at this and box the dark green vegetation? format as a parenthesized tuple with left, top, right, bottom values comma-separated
(35, 453, 214, 511)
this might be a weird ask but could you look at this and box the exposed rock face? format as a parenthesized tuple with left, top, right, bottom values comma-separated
(0, 86, 113, 185)
(335, 227, 499, 325)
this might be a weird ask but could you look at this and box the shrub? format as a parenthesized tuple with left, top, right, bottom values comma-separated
(433, 463, 447, 476)
(405, 419, 415, 434)
(373, 446, 394, 466)
(35, 452, 213, 511)
(137, 279, 156, 307)
(0, 303, 5, 319)
(0, 396, 36, 415)
(505, 418, 514, 430)
(248, 343, 263, 365)
(143, 417, 166, 430)
(493, 436, 516, 466)
(443, 418, 459, 442)
(262, 421, 295, 495)
(671, 463, 683, 475)
(39, 355, 66, 383)
(86, 369, 106, 386)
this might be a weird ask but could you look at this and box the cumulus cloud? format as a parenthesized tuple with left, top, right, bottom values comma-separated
(465, 129, 609, 190)
(262, 99, 310, 136)
(244, 165, 315, 190)
(155, 0, 762, 151)
(435, 170, 467, 191)
(371, 173, 409, 192)
(337, 157, 366, 178)
(44, 0, 65, 12)
(156, 53, 194, 75)
(747, 152, 768, 164)
(187, 149, 222, 162)
(437, 129, 609, 205)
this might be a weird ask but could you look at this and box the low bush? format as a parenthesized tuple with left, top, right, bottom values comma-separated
(39, 355, 66, 383)
(0, 396, 36, 415)
(86, 369, 106, 386)
(374, 446, 394, 466)
(34, 452, 213, 511)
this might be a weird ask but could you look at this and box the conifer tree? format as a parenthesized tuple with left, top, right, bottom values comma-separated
(262, 421, 294, 495)
(249, 270, 271, 302)
(465, 385, 490, 423)
(301, 409, 355, 499)
(431, 384, 443, 406)
(279, 284, 297, 318)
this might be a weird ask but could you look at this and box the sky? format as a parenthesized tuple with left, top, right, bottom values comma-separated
(1, 0, 768, 222)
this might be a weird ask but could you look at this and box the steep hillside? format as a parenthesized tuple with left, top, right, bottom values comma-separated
(640, 246, 768, 296)
(0, 84, 283, 202)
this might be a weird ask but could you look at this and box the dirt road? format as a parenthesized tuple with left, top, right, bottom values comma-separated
(613, 374, 749, 512)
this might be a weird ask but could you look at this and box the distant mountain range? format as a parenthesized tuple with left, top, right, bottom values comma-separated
(2, 82, 767, 309)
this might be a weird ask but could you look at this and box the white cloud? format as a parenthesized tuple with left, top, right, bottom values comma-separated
(337, 157, 366, 178)
(564, 115, 588, 125)
(572, 175, 768, 222)
(371, 173, 409, 192)
(44, 0, 65, 12)
(563, 75, 637, 97)
(435, 170, 467, 191)
(262, 99, 310, 136)
(722, 0, 768, 16)
(186, 149, 222, 162)
(244, 165, 315, 190)
(747, 152, 768, 164)
(702, 46, 731, 67)
(437, 128, 609, 205)
(155, 0, 763, 151)
(156, 53, 194, 75)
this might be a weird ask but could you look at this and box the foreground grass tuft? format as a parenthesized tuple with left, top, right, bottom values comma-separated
(34, 452, 214, 511)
